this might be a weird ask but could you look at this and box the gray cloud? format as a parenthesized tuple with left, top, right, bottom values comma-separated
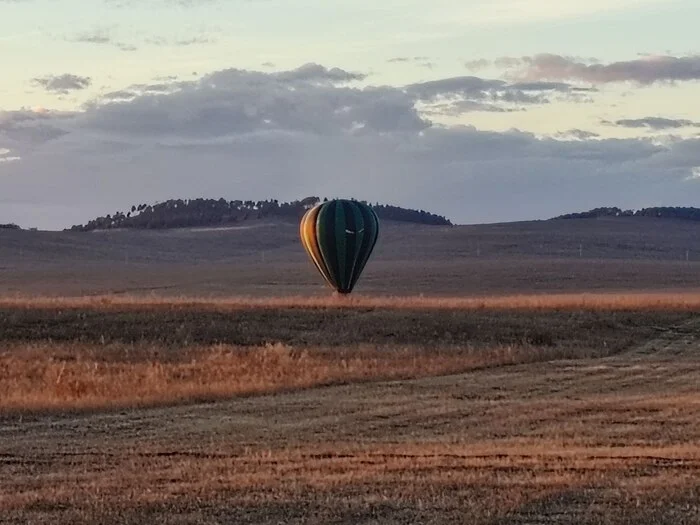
(388, 56, 433, 65)
(507, 53, 700, 85)
(406, 76, 507, 100)
(554, 129, 600, 140)
(464, 58, 490, 71)
(69, 29, 137, 51)
(32, 74, 92, 94)
(494, 56, 525, 69)
(3, 64, 700, 230)
(421, 100, 521, 116)
(509, 81, 581, 91)
(145, 35, 215, 46)
(465, 55, 599, 72)
(100, 81, 185, 102)
(274, 63, 366, 84)
(407, 77, 590, 100)
(606, 117, 700, 130)
(77, 64, 421, 140)
(69, 28, 215, 51)
(73, 29, 111, 44)
(154, 75, 180, 81)
(0, 109, 74, 148)
(406, 75, 591, 114)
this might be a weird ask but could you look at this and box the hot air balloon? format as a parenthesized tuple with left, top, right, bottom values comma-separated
(300, 199, 379, 294)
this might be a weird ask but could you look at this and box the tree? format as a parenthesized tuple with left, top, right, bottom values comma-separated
(65, 196, 453, 231)
(300, 196, 320, 209)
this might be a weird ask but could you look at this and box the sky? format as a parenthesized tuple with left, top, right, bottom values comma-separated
(1, 0, 700, 230)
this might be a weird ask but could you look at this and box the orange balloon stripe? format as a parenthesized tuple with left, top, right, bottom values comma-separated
(300, 205, 335, 289)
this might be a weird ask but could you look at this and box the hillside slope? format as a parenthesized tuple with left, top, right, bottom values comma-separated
(2, 216, 700, 265)
(2, 216, 700, 297)
(66, 197, 452, 232)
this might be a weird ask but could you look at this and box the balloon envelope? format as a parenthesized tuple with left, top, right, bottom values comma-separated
(300, 199, 380, 294)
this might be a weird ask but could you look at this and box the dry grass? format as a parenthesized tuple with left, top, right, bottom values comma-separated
(2, 440, 699, 524)
(3, 290, 700, 311)
(0, 302, 693, 415)
(2, 297, 700, 523)
(0, 342, 562, 414)
(3, 365, 700, 524)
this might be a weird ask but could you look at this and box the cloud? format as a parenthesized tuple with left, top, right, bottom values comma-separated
(554, 129, 601, 140)
(0, 108, 73, 148)
(506, 53, 700, 85)
(407, 76, 590, 100)
(605, 117, 700, 130)
(99, 83, 184, 103)
(74, 64, 419, 141)
(2, 63, 700, 230)
(420, 100, 522, 116)
(275, 63, 367, 84)
(32, 74, 92, 94)
(464, 59, 490, 71)
(406, 76, 508, 100)
(0, 148, 20, 163)
(388, 56, 436, 71)
(406, 76, 592, 114)
(145, 35, 215, 46)
(69, 28, 137, 51)
(72, 29, 112, 45)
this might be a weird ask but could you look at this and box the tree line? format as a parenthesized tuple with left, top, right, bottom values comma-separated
(66, 197, 453, 232)
(551, 206, 700, 221)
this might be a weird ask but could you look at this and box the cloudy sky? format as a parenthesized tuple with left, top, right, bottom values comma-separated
(2, 0, 700, 229)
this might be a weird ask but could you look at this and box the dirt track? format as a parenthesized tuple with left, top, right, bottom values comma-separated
(2, 319, 700, 524)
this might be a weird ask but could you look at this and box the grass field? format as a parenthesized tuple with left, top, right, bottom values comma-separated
(0, 297, 692, 414)
(2, 294, 700, 524)
(2, 218, 700, 523)
(3, 217, 700, 298)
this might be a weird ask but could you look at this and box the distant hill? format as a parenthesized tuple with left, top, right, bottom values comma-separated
(5, 207, 700, 298)
(551, 206, 700, 221)
(66, 197, 453, 232)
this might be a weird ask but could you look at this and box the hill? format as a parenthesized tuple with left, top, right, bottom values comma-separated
(2, 215, 700, 297)
(65, 197, 452, 232)
(551, 206, 700, 221)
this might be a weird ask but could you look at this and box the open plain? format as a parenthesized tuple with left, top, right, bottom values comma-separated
(1, 217, 700, 524)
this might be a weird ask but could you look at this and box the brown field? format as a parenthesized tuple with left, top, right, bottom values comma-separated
(1, 303, 691, 415)
(2, 217, 700, 523)
(5, 290, 700, 311)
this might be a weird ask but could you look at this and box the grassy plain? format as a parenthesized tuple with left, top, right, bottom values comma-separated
(2, 298, 700, 523)
(1, 299, 692, 415)
(2, 217, 700, 523)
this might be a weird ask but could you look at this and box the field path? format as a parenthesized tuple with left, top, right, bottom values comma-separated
(2, 318, 700, 523)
